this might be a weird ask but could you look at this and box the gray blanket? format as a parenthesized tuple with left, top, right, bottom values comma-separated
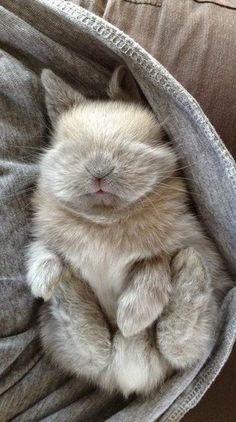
(0, 1, 235, 421)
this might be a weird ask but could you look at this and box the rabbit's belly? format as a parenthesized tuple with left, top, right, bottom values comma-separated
(76, 247, 131, 323)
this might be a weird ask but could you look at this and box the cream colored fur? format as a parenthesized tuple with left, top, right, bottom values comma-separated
(26, 67, 231, 397)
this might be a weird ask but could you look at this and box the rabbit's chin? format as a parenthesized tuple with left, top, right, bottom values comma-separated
(60, 193, 131, 223)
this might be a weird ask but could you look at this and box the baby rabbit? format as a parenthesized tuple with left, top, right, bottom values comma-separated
(26, 66, 231, 396)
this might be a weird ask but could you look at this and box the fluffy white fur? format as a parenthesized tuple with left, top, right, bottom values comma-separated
(26, 67, 232, 397)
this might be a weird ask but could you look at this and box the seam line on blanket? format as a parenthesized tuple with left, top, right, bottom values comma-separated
(47, 0, 236, 192)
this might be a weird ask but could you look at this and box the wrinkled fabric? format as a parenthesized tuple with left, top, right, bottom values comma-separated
(0, 1, 235, 421)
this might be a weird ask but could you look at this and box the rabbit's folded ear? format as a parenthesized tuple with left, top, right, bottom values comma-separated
(41, 69, 86, 125)
(108, 65, 144, 103)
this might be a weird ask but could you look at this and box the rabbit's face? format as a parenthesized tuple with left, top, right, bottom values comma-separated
(41, 101, 176, 221)
(39, 69, 177, 222)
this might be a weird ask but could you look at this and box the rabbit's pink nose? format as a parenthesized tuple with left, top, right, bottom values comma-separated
(94, 177, 105, 193)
